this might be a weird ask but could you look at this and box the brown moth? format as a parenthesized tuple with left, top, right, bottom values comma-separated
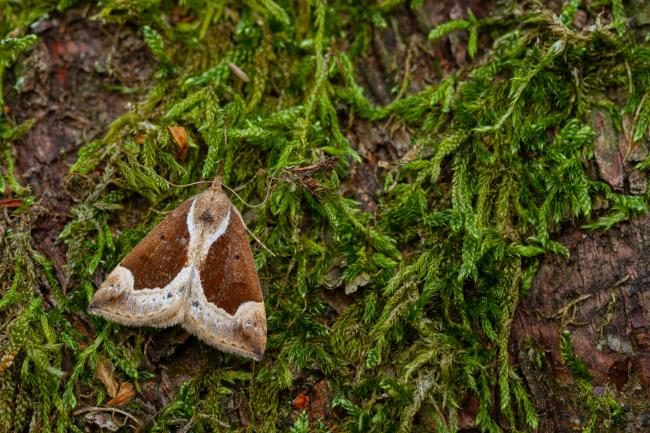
(88, 177, 266, 361)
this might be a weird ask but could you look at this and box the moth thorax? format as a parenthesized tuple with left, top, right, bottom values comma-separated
(200, 209, 215, 222)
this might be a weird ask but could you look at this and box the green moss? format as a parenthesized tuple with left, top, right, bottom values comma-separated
(560, 329, 622, 432)
(0, 231, 77, 432)
(1, 0, 648, 431)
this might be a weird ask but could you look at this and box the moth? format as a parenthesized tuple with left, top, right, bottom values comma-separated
(88, 177, 266, 361)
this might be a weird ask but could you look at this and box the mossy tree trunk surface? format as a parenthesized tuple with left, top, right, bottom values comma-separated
(512, 218, 650, 431)
(1, 1, 650, 432)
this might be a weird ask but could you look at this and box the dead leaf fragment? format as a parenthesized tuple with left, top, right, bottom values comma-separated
(293, 393, 310, 410)
(345, 272, 371, 295)
(617, 113, 648, 195)
(84, 412, 120, 432)
(401, 143, 420, 163)
(228, 62, 250, 82)
(95, 357, 118, 398)
(0, 351, 17, 374)
(592, 109, 624, 191)
(168, 125, 189, 159)
(0, 198, 24, 208)
(107, 381, 136, 406)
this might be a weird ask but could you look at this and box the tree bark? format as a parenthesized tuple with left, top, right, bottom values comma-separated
(512, 217, 650, 432)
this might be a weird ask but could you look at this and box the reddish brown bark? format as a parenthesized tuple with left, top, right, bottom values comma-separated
(512, 218, 650, 432)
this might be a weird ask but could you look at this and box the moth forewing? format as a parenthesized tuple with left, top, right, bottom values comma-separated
(88, 181, 267, 361)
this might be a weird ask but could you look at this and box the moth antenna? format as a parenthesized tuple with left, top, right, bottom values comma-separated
(245, 223, 276, 257)
(221, 181, 275, 209)
(231, 207, 276, 257)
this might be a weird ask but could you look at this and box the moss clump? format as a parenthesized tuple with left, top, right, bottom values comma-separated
(1, 0, 648, 431)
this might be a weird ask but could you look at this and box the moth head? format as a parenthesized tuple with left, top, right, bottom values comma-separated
(193, 187, 231, 229)
(210, 173, 223, 192)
